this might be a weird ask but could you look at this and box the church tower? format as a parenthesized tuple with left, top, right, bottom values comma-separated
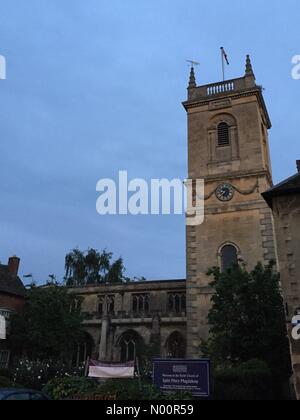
(183, 56, 276, 357)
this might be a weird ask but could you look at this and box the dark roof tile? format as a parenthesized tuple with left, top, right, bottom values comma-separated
(262, 172, 300, 208)
(0, 265, 26, 297)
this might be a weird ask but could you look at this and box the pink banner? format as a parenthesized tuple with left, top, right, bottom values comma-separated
(88, 360, 135, 379)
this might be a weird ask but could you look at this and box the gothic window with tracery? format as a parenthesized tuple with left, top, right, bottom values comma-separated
(132, 294, 150, 314)
(168, 293, 186, 314)
(166, 332, 186, 358)
(119, 331, 143, 362)
(98, 295, 115, 316)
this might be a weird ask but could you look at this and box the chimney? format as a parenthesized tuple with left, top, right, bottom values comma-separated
(8, 256, 20, 277)
(297, 160, 300, 173)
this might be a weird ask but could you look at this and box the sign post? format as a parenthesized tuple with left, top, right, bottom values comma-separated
(153, 359, 211, 398)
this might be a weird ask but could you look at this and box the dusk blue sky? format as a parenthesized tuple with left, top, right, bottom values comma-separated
(0, 0, 299, 283)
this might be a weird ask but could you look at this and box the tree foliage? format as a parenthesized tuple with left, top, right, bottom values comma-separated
(10, 286, 84, 362)
(213, 359, 273, 401)
(202, 262, 291, 386)
(11, 360, 84, 390)
(64, 248, 130, 287)
(43, 377, 193, 401)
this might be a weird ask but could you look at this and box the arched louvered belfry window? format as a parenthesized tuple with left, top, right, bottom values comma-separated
(218, 122, 230, 147)
(221, 244, 238, 271)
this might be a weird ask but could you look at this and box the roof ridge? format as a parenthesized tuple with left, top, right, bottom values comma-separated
(270, 172, 299, 191)
(0, 271, 26, 297)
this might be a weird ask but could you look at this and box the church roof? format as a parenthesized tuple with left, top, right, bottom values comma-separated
(0, 264, 26, 298)
(68, 278, 186, 294)
(262, 171, 300, 209)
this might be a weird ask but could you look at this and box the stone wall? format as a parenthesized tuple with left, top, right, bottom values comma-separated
(271, 194, 300, 398)
(70, 280, 187, 363)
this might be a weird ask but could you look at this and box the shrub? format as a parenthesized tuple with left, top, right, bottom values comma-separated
(44, 377, 145, 401)
(43, 377, 194, 401)
(213, 359, 273, 400)
(0, 376, 14, 388)
(43, 377, 100, 400)
(0, 375, 23, 389)
(12, 360, 85, 390)
(98, 379, 145, 400)
(0, 369, 13, 380)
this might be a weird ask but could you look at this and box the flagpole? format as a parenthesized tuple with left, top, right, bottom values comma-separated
(135, 357, 142, 391)
(221, 47, 225, 81)
(84, 356, 90, 378)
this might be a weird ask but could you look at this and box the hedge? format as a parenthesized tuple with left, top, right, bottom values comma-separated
(42, 359, 274, 400)
(0, 376, 16, 388)
(213, 359, 273, 400)
(43, 377, 193, 401)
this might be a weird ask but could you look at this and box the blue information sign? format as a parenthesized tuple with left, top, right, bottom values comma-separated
(153, 359, 211, 398)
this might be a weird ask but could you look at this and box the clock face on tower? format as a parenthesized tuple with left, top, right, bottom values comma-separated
(216, 183, 235, 202)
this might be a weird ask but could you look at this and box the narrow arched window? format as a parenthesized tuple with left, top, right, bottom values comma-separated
(98, 296, 105, 315)
(107, 296, 115, 315)
(166, 332, 186, 359)
(168, 293, 186, 314)
(133, 296, 138, 313)
(119, 331, 143, 362)
(139, 296, 144, 312)
(144, 295, 150, 313)
(132, 294, 150, 314)
(221, 245, 238, 271)
(120, 338, 136, 362)
(218, 122, 230, 147)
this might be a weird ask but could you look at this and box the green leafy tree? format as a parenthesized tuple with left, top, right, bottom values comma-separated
(202, 262, 291, 389)
(10, 286, 84, 362)
(106, 258, 128, 284)
(64, 248, 130, 287)
(65, 249, 86, 286)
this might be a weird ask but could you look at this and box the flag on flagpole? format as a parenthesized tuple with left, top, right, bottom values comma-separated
(88, 360, 135, 379)
(221, 47, 230, 65)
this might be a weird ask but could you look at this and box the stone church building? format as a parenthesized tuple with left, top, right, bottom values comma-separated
(70, 57, 298, 380)
(263, 163, 300, 398)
